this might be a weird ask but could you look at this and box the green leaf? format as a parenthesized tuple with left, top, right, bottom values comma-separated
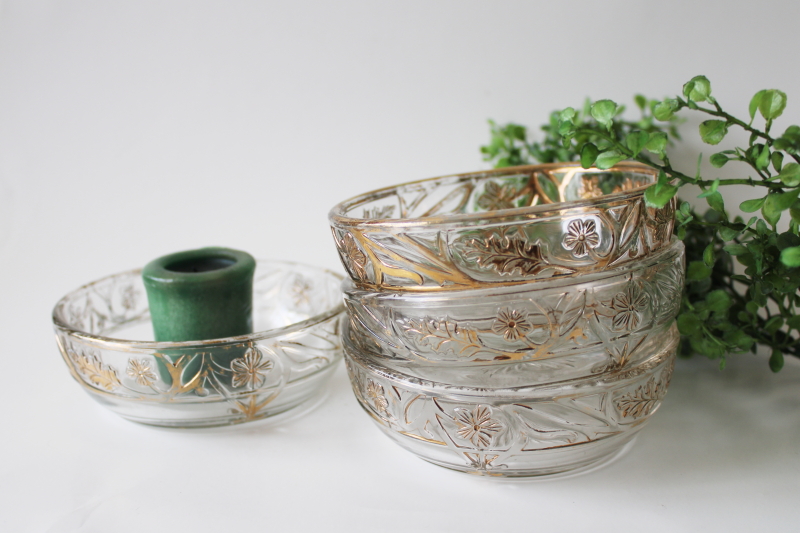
(723, 244, 748, 255)
(769, 349, 784, 373)
(765, 316, 784, 334)
(774, 125, 800, 154)
(709, 152, 729, 168)
(677, 313, 701, 335)
(706, 290, 731, 313)
(703, 244, 715, 266)
(780, 245, 800, 267)
(653, 99, 680, 121)
(704, 190, 725, 213)
(756, 144, 771, 170)
(687, 260, 713, 280)
(759, 89, 788, 120)
(635, 94, 647, 110)
(645, 132, 668, 154)
(749, 90, 766, 123)
(771, 151, 784, 173)
(740, 197, 766, 213)
(626, 131, 649, 156)
(644, 182, 678, 208)
(591, 100, 618, 131)
(787, 315, 800, 330)
(683, 75, 712, 102)
(699, 120, 728, 145)
(776, 162, 800, 186)
(595, 150, 626, 170)
(763, 189, 800, 225)
(580, 143, 599, 168)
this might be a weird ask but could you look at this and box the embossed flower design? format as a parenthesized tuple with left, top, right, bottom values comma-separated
(340, 232, 368, 280)
(562, 219, 600, 257)
(491, 308, 532, 341)
(455, 405, 502, 448)
(610, 285, 649, 331)
(126, 358, 157, 387)
(477, 181, 519, 211)
(231, 347, 274, 389)
(366, 379, 389, 413)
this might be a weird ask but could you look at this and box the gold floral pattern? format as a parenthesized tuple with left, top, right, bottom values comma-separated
(562, 219, 600, 257)
(455, 405, 502, 447)
(366, 380, 389, 413)
(610, 285, 648, 330)
(126, 358, 157, 387)
(491, 308, 532, 341)
(231, 347, 274, 389)
(476, 181, 520, 211)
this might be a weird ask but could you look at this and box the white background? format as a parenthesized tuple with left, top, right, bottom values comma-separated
(1, 1, 799, 531)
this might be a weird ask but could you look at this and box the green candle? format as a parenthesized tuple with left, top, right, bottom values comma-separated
(142, 247, 256, 388)
(142, 247, 256, 342)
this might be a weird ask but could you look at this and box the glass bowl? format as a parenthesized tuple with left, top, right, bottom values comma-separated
(329, 163, 674, 291)
(344, 239, 684, 374)
(345, 325, 678, 477)
(53, 260, 345, 428)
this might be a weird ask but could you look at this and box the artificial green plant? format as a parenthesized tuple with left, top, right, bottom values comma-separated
(481, 76, 800, 371)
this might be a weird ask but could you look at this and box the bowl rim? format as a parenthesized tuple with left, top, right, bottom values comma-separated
(52, 259, 345, 351)
(342, 238, 684, 303)
(329, 162, 657, 229)
(345, 325, 678, 398)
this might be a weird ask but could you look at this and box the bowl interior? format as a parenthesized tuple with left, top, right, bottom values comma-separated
(341, 165, 655, 222)
(53, 260, 344, 343)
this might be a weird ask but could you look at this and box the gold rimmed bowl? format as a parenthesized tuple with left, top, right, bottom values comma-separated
(52, 260, 344, 428)
(329, 163, 674, 292)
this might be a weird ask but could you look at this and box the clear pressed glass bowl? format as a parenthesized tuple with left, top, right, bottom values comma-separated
(53, 260, 345, 428)
(329, 162, 675, 292)
(345, 325, 678, 477)
(344, 239, 684, 381)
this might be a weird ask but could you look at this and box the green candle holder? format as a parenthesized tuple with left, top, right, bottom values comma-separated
(142, 247, 256, 385)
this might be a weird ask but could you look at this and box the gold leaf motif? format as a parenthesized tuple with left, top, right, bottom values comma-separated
(615, 364, 673, 419)
(71, 350, 120, 391)
(476, 181, 520, 211)
(459, 232, 551, 276)
(399, 317, 482, 357)
(340, 232, 368, 280)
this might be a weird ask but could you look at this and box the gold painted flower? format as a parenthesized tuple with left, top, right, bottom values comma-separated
(562, 219, 600, 257)
(491, 308, 532, 341)
(610, 285, 649, 330)
(231, 347, 274, 389)
(366, 380, 389, 413)
(455, 406, 502, 448)
(126, 358, 157, 387)
(477, 181, 519, 211)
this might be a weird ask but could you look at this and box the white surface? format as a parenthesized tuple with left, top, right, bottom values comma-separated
(1, 1, 799, 531)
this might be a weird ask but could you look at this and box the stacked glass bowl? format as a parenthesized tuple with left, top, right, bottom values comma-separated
(329, 162, 685, 477)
